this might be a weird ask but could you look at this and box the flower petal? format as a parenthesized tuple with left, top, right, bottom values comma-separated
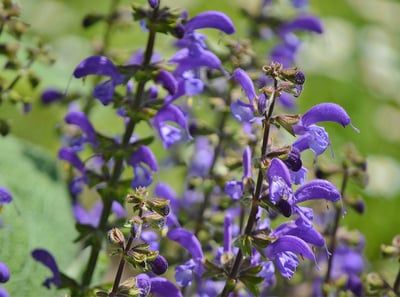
(128, 146, 158, 172)
(294, 179, 341, 204)
(58, 147, 85, 172)
(136, 274, 151, 297)
(299, 103, 351, 128)
(0, 262, 10, 283)
(156, 70, 177, 95)
(168, 228, 203, 259)
(266, 235, 315, 261)
(267, 158, 292, 188)
(150, 277, 183, 297)
(184, 11, 235, 34)
(279, 15, 323, 35)
(31, 249, 61, 288)
(65, 111, 98, 147)
(73, 55, 120, 79)
(233, 68, 257, 105)
(0, 187, 12, 204)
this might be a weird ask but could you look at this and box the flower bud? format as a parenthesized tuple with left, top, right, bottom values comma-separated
(148, 0, 159, 9)
(0, 262, 10, 283)
(108, 228, 125, 247)
(149, 255, 168, 275)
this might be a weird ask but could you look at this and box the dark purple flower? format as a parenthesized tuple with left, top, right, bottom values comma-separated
(65, 111, 98, 147)
(148, 0, 158, 8)
(168, 228, 203, 260)
(0, 287, 9, 297)
(31, 249, 61, 289)
(278, 15, 323, 36)
(149, 255, 168, 275)
(41, 88, 64, 104)
(152, 104, 191, 148)
(149, 277, 182, 297)
(0, 187, 12, 204)
(233, 68, 257, 105)
(128, 146, 158, 188)
(155, 70, 177, 95)
(73, 56, 125, 105)
(0, 263, 10, 283)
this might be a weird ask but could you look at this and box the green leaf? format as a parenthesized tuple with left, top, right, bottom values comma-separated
(239, 275, 264, 297)
(0, 136, 79, 296)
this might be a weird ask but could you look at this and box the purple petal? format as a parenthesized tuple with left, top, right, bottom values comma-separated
(294, 179, 341, 204)
(230, 100, 256, 123)
(189, 136, 214, 178)
(299, 103, 351, 128)
(129, 146, 158, 172)
(93, 80, 115, 105)
(184, 11, 235, 34)
(242, 146, 252, 179)
(0, 262, 10, 283)
(65, 111, 98, 147)
(126, 49, 162, 65)
(136, 274, 151, 297)
(158, 124, 183, 149)
(286, 226, 325, 247)
(266, 235, 315, 260)
(168, 228, 203, 259)
(233, 68, 257, 105)
(291, 0, 309, 8)
(154, 182, 179, 213)
(31, 249, 61, 288)
(111, 201, 126, 219)
(0, 287, 9, 297)
(267, 158, 292, 188)
(156, 70, 177, 95)
(150, 277, 183, 297)
(73, 200, 103, 227)
(0, 187, 12, 204)
(224, 180, 243, 200)
(131, 165, 154, 188)
(148, 0, 159, 8)
(274, 251, 299, 279)
(223, 214, 232, 253)
(279, 15, 323, 35)
(149, 255, 169, 275)
(58, 147, 85, 172)
(73, 55, 120, 79)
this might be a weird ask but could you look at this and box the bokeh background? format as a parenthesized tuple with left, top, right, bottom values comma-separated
(1, 0, 400, 293)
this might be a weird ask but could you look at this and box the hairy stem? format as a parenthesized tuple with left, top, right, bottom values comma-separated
(219, 81, 277, 297)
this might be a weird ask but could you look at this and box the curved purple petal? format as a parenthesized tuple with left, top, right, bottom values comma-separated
(184, 11, 235, 34)
(93, 80, 115, 105)
(128, 146, 158, 172)
(242, 146, 252, 179)
(58, 147, 85, 172)
(131, 165, 154, 188)
(65, 111, 98, 147)
(294, 179, 341, 204)
(31, 249, 61, 288)
(267, 158, 292, 188)
(150, 277, 183, 297)
(286, 226, 325, 247)
(300, 103, 351, 128)
(156, 70, 177, 95)
(168, 228, 203, 259)
(266, 235, 314, 260)
(230, 100, 256, 123)
(73, 55, 120, 79)
(233, 68, 257, 105)
(224, 180, 243, 200)
(0, 187, 12, 204)
(41, 88, 64, 104)
(279, 15, 323, 35)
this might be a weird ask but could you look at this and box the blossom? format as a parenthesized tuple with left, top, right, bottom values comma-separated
(0, 187, 12, 205)
(188, 136, 214, 178)
(41, 88, 64, 104)
(151, 104, 191, 148)
(149, 277, 183, 297)
(128, 146, 158, 188)
(73, 56, 125, 105)
(135, 274, 151, 297)
(65, 110, 98, 147)
(31, 249, 61, 289)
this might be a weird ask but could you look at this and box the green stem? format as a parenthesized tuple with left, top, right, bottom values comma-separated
(219, 81, 277, 297)
(79, 7, 158, 292)
(393, 263, 400, 295)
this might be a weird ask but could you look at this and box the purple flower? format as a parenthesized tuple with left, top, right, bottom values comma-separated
(128, 146, 158, 188)
(293, 103, 358, 155)
(73, 56, 125, 105)
(152, 104, 191, 148)
(149, 277, 182, 297)
(58, 147, 86, 173)
(148, 0, 159, 9)
(155, 70, 177, 95)
(183, 11, 235, 35)
(0, 187, 12, 204)
(165, 72, 204, 105)
(233, 68, 257, 105)
(278, 15, 323, 36)
(136, 274, 151, 297)
(0, 263, 10, 283)
(31, 249, 61, 289)
(65, 110, 98, 147)
(267, 158, 341, 218)
(266, 235, 315, 279)
(149, 255, 168, 275)
(0, 287, 9, 297)
(188, 137, 214, 178)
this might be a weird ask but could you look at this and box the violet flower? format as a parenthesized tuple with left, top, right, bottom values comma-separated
(65, 110, 98, 147)
(267, 158, 341, 219)
(168, 228, 204, 287)
(293, 103, 358, 156)
(136, 274, 151, 297)
(31, 249, 61, 289)
(73, 56, 125, 105)
(58, 147, 86, 173)
(41, 88, 64, 104)
(0, 287, 9, 297)
(128, 145, 158, 188)
(151, 104, 192, 148)
(0, 187, 12, 205)
(188, 136, 214, 178)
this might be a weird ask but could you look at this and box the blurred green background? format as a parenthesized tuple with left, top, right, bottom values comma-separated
(1, 0, 400, 286)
